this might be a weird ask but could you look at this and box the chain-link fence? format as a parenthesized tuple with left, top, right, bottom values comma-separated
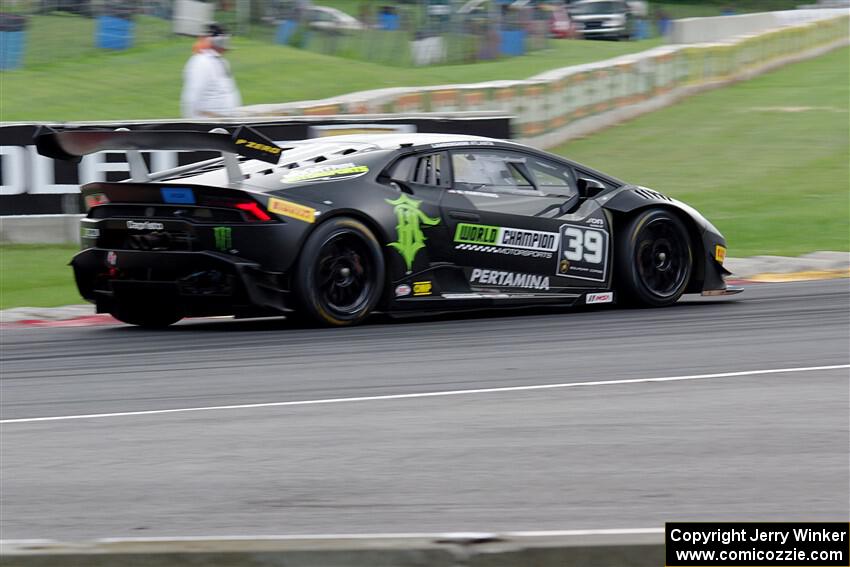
(0, 0, 552, 71)
(246, 1, 551, 66)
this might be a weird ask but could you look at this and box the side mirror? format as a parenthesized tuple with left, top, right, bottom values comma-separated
(577, 177, 606, 199)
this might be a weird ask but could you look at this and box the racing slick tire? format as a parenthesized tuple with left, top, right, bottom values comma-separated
(615, 207, 693, 307)
(292, 216, 385, 327)
(111, 303, 182, 328)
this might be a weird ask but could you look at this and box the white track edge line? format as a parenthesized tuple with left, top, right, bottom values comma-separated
(0, 528, 665, 545)
(2, 364, 848, 425)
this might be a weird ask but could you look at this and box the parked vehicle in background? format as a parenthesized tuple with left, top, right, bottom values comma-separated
(569, 0, 636, 40)
(306, 5, 364, 32)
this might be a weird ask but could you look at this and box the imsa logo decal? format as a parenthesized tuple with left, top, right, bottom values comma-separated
(586, 292, 613, 304)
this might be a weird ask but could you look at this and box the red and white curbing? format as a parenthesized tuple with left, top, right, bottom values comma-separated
(2, 253, 847, 328)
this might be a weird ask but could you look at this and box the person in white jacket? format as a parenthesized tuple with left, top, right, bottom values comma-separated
(180, 23, 243, 119)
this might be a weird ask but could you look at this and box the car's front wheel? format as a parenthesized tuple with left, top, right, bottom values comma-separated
(615, 208, 692, 307)
(292, 216, 385, 326)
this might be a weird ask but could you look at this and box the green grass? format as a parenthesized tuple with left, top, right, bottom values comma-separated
(0, 245, 81, 309)
(0, 31, 661, 121)
(551, 47, 850, 257)
(21, 13, 172, 68)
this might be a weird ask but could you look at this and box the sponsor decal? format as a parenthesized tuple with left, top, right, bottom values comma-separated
(234, 138, 282, 157)
(586, 217, 604, 226)
(281, 162, 369, 184)
(556, 223, 609, 282)
(267, 198, 316, 223)
(454, 223, 559, 258)
(395, 284, 412, 298)
(715, 244, 727, 264)
(470, 268, 550, 290)
(413, 281, 432, 296)
(386, 194, 441, 272)
(586, 292, 613, 304)
(81, 227, 100, 239)
(160, 187, 196, 205)
(106, 251, 118, 266)
(455, 244, 552, 259)
(213, 227, 232, 252)
(126, 221, 164, 230)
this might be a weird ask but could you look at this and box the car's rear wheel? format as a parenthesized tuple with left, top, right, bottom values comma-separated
(292, 217, 385, 326)
(615, 208, 692, 307)
(111, 302, 182, 328)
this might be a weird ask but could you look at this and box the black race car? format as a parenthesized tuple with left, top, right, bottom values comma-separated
(35, 126, 740, 327)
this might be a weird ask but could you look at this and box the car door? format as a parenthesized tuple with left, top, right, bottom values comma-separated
(381, 151, 455, 297)
(441, 148, 610, 292)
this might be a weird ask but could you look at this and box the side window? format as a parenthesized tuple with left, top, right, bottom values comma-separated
(527, 157, 575, 197)
(451, 150, 534, 192)
(388, 153, 445, 187)
(451, 150, 575, 197)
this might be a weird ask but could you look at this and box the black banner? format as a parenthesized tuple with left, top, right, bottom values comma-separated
(0, 116, 511, 215)
(666, 522, 850, 567)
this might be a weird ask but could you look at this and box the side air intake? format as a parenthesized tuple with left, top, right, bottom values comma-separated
(633, 188, 672, 201)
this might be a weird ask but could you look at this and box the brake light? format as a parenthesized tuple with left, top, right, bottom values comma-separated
(235, 202, 272, 222)
(84, 193, 110, 210)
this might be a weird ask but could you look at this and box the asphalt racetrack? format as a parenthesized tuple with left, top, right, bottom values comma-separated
(1, 279, 848, 540)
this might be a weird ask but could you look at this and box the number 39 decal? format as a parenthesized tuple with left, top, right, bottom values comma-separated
(556, 223, 609, 282)
(562, 227, 604, 263)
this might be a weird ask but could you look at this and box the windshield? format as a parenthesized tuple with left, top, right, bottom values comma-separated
(572, 1, 625, 15)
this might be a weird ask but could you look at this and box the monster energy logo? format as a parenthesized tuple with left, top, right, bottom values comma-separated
(386, 194, 440, 272)
(213, 227, 232, 252)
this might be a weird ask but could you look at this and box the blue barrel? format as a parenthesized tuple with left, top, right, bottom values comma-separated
(0, 14, 27, 70)
(0, 30, 26, 70)
(96, 15, 134, 50)
(635, 19, 649, 40)
(275, 20, 297, 44)
(499, 29, 525, 57)
(378, 12, 400, 31)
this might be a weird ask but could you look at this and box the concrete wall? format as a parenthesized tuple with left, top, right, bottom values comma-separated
(0, 214, 83, 244)
(669, 8, 848, 44)
(669, 12, 780, 44)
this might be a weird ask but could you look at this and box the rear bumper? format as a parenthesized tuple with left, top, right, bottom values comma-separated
(72, 248, 291, 318)
(578, 26, 625, 38)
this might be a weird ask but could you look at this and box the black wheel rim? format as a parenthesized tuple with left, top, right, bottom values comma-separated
(635, 218, 689, 299)
(314, 230, 374, 317)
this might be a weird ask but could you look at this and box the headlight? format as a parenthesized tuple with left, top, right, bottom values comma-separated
(603, 16, 624, 27)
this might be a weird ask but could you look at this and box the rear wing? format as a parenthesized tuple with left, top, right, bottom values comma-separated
(34, 125, 284, 186)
